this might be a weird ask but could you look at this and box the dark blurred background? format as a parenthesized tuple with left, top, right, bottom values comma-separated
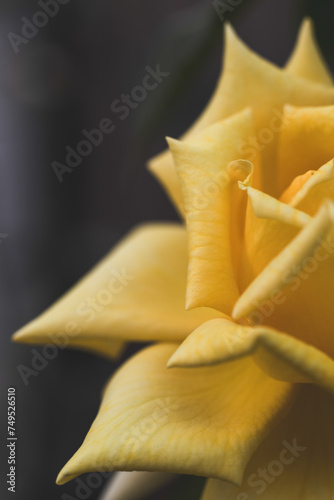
(1, 1, 334, 499)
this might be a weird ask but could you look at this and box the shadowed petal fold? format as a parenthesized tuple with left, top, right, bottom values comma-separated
(238, 180, 303, 291)
(277, 105, 334, 195)
(234, 202, 334, 357)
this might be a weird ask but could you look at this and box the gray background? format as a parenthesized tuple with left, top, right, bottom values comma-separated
(1, 1, 333, 499)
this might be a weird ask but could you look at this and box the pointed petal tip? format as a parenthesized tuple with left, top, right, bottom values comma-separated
(11, 324, 33, 343)
(231, 303, 242, 321)
(224, 22, 242, 49)
(55, 450, 83, 485)
(296, 17, 320, 49)
(185, 297, 195, 311)
(11, 332, 22, 343)
(224, 21, 236, 38)
(300, 17, 313, 31)
(56, 460, 84, 486)
(56, 470, 69, 486)
(167, 348, 204, 370)
(287, 16, 333, 86)
(165, 136, 176, 145)
(166, 353, 178, 369)
(165, 136, 180, 152)
(11, 316, 50, 344)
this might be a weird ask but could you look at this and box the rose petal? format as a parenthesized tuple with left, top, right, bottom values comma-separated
(201, 386, 334, 500)
(168, 318, 334, 394)
(168, 109, 255, 313)
(56, 344, 296, 486)
(234, 202, 334, 357)
(239, 182, 311, 228)
(238, 183, 303, 291)
(149, 22, 334, 207)
(13, 224, 220, 356)
(280, 160, 333, 210)
(285, 18, 333, 86)
(277, 105, 334, 194)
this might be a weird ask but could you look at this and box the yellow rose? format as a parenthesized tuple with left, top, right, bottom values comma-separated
(13, 19, 334, 499)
